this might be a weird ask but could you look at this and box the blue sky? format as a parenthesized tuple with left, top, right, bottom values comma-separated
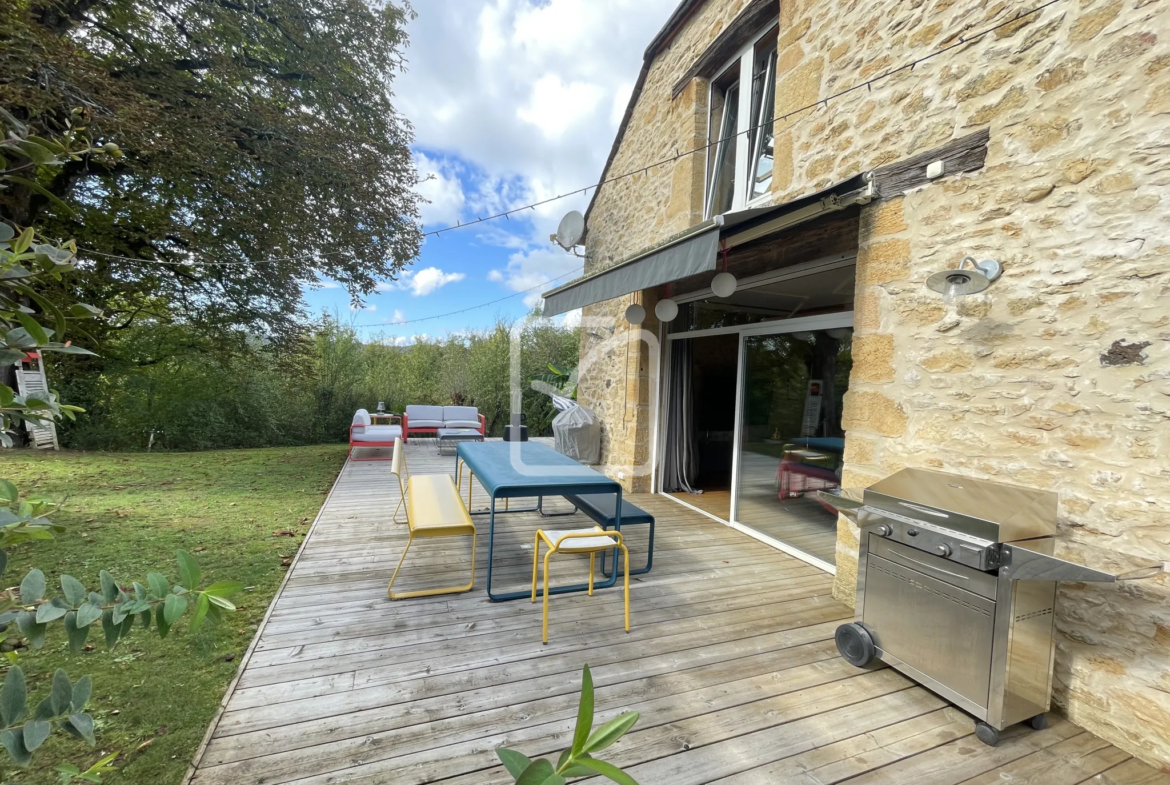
(301, 0, 679, 343)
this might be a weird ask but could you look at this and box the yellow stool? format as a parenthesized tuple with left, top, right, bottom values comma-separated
(531, 527, 630, 644)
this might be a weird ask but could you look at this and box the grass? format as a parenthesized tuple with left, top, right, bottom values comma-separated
(0, 445, 347, 785)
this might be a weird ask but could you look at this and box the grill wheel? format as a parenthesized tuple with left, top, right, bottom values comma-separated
(835, 623, 875, 667)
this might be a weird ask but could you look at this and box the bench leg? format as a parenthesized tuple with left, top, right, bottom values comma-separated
(601, 519, 654, 578)
(620, 543, 631, 633)
(388, 532, 476, 600)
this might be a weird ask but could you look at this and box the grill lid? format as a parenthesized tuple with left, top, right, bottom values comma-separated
(862, 468, 1056, 543)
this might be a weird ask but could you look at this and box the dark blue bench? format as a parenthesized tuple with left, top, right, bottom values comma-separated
(562, 493, 655, 576)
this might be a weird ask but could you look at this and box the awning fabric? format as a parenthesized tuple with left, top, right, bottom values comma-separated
(541, 220, 722, 317)
(541, 174, 871, 317)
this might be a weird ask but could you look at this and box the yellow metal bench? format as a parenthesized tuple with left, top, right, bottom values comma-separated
(386, 439, 477, 600)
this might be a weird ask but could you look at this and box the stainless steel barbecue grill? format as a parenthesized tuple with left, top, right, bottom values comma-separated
(820, 468, 1164, 746)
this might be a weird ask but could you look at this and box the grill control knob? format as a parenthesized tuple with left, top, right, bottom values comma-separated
(875, 525, 891, 537)
(934, 543, 953, 557)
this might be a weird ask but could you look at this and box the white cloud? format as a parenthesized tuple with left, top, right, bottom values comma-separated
(387, 309, 406, 324)
(491, 246, 584, 309)
(405, 267, 466, 296)
(487, 270, 504, 282)
(350, 303, 377, 312)
(379, 267, 467, 297)
(316, 278, 342, 289)
(414, 152, 466, 228)
(398, 0, 678, 244)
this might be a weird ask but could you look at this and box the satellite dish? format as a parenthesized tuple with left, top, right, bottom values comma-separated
(555, 210, 585, 250)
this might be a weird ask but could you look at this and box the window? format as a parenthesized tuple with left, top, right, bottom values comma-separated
(704, 25, 779, 217)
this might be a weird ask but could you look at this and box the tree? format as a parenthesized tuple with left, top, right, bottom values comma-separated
(1, 119, 242, 777)
(1, 0, 422, 341)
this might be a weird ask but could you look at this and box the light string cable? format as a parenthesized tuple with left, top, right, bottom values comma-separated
(347, 265, 584, 327)
(76, 0, 1063, 269)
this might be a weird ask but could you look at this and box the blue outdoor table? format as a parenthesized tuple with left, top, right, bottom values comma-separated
(455, 441, 623, 602)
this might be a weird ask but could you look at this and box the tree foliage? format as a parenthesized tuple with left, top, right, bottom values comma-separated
(1, 0, 422, 340)
(53, 316, 582, 451)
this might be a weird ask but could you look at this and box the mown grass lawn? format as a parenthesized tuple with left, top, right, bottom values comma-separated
(0, 445, 347, 785)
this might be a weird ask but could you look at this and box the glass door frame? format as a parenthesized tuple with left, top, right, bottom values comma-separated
(656, 310, 854, 574)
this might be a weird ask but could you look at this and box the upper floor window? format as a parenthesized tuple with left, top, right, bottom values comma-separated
(705, 25, 778, 218)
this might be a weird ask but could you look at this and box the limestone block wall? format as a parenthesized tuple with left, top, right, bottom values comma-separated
(580, 0, 752, 488)
(764, 0, 1170, 767)
(579, 0, 1169, 765)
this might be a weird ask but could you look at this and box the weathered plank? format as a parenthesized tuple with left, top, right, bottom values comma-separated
(184, 442, 1166, 785)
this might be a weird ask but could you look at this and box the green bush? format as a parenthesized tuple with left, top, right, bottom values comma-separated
(55, 315, 580, 451)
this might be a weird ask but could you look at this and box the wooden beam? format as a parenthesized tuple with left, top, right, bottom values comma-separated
(871, 127, 991, 198)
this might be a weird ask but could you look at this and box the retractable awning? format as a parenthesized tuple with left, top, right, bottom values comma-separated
(541, 173, 872, 317)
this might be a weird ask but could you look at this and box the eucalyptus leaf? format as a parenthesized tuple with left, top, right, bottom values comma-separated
(50, 670, 72, 716)
(0, 478, 16, 503)
(66, 712, 96, 746)
(101, 609, 120, 649)
(64, 611, 89, 654)
(34, 602, 67, 623)
(0, 728, 31, 767)
(0, 666, 27, 726)
(72, 675, 92, 712)
(60, 574, 87, 606)
(21, 718, 50, 751)
(75, 601, 103, 629)
(19, 568, 46, 603)
(99, 570, 118, 602)
(15, 611, 46, 648)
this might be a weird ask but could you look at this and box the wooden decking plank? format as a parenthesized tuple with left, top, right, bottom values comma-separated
(213, 620, 840, 739)
(194, 649, 870, 784)
(184, 444, 1159, 785)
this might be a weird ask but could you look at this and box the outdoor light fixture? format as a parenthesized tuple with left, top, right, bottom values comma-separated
(655, 298, 678, 322)
(710, 240, 738, 298)
(927, 256, 1003, 303)
(711, 271, 738, 298)
(624, 303, 646, 325)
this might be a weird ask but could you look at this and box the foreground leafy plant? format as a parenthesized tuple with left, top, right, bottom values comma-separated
(497, 665, 639, 785)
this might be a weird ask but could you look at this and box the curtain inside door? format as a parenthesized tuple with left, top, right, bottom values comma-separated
(662, 339, 699, 493)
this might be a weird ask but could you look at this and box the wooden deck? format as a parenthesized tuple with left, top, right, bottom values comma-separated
(185, 439, 1169, 785)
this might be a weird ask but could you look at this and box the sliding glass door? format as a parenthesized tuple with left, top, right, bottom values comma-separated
(731, 323, 852, 567)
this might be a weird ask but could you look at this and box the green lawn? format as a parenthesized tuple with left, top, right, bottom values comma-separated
(0, 445, 347, 785)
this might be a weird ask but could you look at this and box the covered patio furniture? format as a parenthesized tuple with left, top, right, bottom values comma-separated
(348, 409, 403, 461)
(531, 527, 630, 644)
(402, 405, 486, 442)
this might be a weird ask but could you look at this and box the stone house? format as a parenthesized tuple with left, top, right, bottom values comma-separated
(540, 0, 1170, 770)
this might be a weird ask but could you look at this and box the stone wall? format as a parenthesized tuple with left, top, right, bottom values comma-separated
(579, 0, 1170, 767)
(770, 0, 1170, 768)
(580, 0, 752, 490)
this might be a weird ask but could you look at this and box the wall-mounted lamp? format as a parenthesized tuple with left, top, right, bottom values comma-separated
(927, 256, 1003, 303)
